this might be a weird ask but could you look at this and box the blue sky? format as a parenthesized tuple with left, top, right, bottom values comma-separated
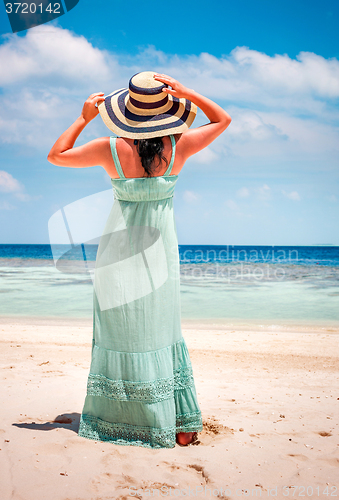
(0, 0, 338, 245)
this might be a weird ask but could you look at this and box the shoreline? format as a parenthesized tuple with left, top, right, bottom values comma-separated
(1, 314, 339, 333)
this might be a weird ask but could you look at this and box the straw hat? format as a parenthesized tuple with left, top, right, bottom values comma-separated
(98, 71, 197, 139)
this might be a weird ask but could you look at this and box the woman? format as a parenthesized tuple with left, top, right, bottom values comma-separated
(48, 72, 231, 448)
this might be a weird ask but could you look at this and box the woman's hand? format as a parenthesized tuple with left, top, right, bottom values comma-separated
(153, 74, 193, 99)
(48, 92, 106, 166)
(81, 92, 105, 123)
(154, 73, 231, 164)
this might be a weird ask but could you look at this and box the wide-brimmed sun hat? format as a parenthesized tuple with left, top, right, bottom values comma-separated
(98, 71, 197, 139)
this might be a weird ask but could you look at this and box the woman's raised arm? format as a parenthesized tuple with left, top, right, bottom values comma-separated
(154, 74, 231, 160)
(47, 92, 107, 168)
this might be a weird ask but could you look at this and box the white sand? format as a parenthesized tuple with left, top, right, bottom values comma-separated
(0, 318, 338, 499)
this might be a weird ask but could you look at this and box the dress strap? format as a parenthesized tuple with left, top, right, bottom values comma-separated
(110, 137, 126, 179)
(163, 135, 176, 176)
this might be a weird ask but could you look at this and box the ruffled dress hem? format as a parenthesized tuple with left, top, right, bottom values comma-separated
(78, 412, 203, 449)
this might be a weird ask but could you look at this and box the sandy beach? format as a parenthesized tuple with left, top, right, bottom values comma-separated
(1, 317, 338, 499)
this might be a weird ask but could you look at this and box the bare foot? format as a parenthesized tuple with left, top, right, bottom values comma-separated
(176, 432, 197, 446)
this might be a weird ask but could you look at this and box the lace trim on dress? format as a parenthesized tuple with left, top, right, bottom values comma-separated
(78, 412, 203, 449)
(86, 366, 195, 403)
(176, 411, 203, 433)
(78, 414, 176, 448)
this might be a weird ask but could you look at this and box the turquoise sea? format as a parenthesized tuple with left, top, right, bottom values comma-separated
(0, 244, 339, 327)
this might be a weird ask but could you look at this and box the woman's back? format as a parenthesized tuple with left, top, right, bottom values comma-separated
(109, 135, 179, 203)
(103, 134, 184, 180)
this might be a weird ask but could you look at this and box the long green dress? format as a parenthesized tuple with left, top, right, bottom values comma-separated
(78, 135, 203, 448)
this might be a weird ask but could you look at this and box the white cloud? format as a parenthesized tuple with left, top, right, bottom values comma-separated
(282, 190, 301, 201)
(137, 46, 339, 115)
(0, 170, 23, 192)
(0, 200, 16, 210)
(183, 190, 200, 203)
(0, 170, 37, 201)
(230, 47, 339, 99)
(0, 25, 128, 148)
(194, 147, 219, 164)
(0, 25, 338, 166)
(236, 187, 250, 198)
(257, 184, 271, 201)
(225, 109, 289, 146)
(0, 89, 80, 148)
(217, 107, 339, 160)
(15, 192, 36, 201)
(257, 111, 339, 157)
(225, 199, 239, 211)
(0, 26, 113, 87)
(1, 30, 338, 106)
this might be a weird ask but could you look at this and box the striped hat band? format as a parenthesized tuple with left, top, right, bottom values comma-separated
(98, 71, 197, 140)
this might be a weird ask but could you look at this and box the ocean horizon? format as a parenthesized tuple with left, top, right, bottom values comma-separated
(1, 244, 338, 328)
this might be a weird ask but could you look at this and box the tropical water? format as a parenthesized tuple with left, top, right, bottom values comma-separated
(0, 244, 339, 327)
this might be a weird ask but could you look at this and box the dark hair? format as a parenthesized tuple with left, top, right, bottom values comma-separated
(135, 137, 168, 177)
